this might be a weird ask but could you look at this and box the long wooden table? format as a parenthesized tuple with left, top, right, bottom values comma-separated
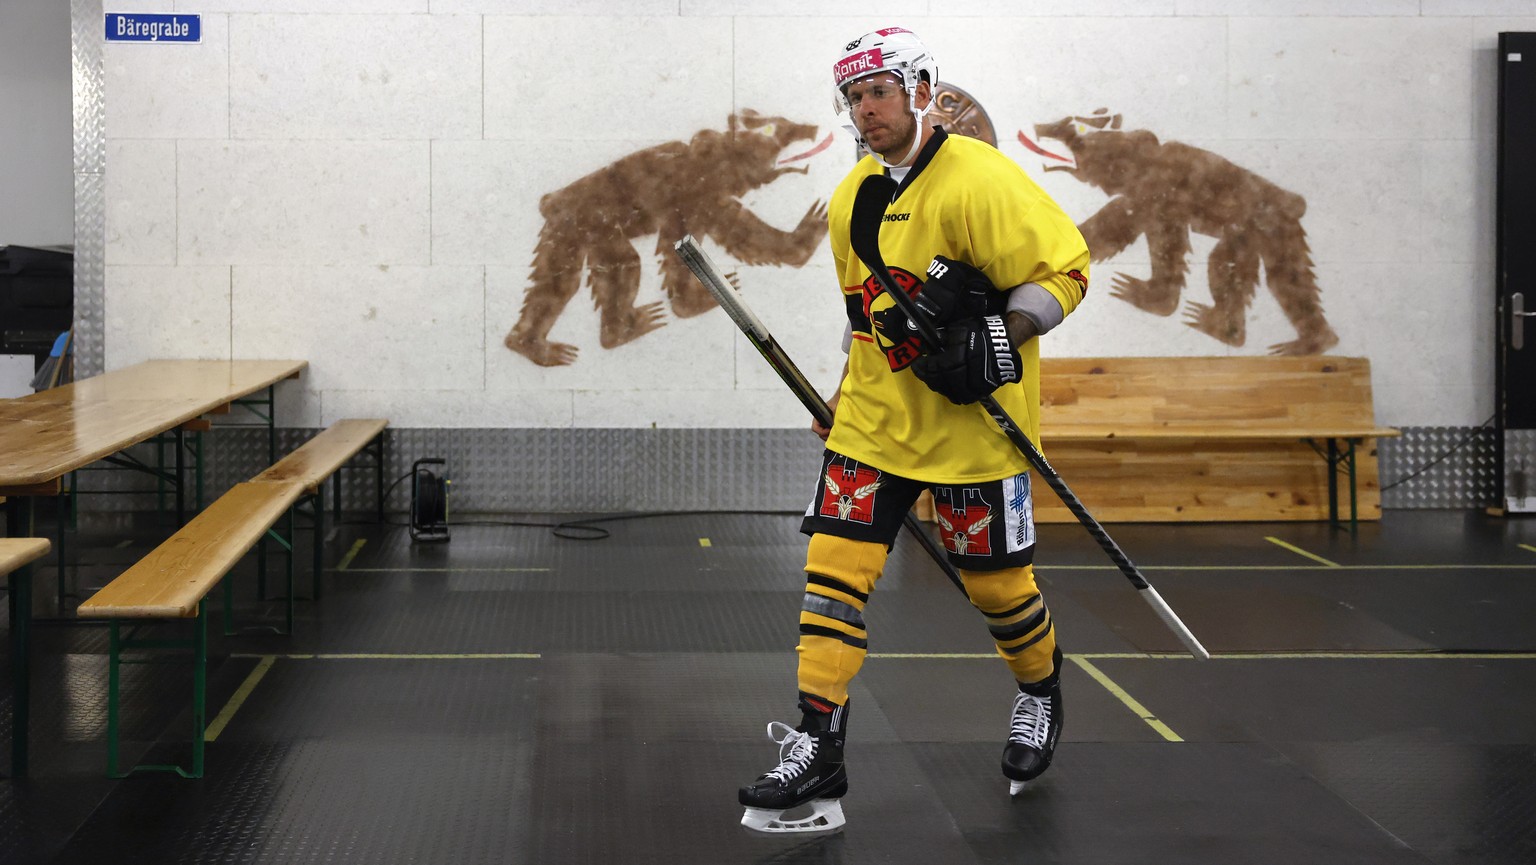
(0, 359, 306, 777)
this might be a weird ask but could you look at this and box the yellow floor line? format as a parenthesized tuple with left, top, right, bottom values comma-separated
(699, 538, 712, 547)
(334, 539, 366, 571)
(1521, 544, 1536, 555)
(1069, 655, 1183, 742)
(1264, 537, 1340, 567)
(205, 655, 275, 743)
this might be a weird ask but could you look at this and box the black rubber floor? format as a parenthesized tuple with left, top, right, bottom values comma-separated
(3, 509, 1535, 864)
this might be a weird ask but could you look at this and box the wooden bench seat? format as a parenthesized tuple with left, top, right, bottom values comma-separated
(1029, 356, 1399, 525)
(79, 482, 303, 619)
(78, 481, 304, 778)
(0, 538, 50, 576)
(250, 418, 388, 599)
(252, 418, 388, 494)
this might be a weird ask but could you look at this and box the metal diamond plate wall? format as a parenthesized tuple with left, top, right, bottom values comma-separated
(81, 428, 826, 514)
(72, 0, 105, 377)
(1378, 426, 1501, 509)
(82, 427, 1511, 514)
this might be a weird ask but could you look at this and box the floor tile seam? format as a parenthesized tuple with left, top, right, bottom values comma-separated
(1244, 739, 1443, 861)
(1037, 564, 1536, 570)
(1078, 651, 1536, 660)
(216, 651, 1536, 661)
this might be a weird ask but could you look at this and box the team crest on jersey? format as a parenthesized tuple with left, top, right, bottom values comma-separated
(819, 456, 884, 525)
(862, 266, 924, 370)
(934, 488, 996, 556)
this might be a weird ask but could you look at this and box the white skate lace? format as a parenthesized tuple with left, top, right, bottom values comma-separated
(1009, 692, 1051, 750)
(762, 721, 818, 783)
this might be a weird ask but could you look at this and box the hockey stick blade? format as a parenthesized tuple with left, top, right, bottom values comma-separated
(671, 235, 969, 598)
(675, 235, 772, 343)
(848, 175, 1210, 661)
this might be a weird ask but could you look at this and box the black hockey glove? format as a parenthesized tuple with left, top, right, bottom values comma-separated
(877, 256, 998, 340)
(914, 255, 995, 326)
(910, 314, 1022, 405)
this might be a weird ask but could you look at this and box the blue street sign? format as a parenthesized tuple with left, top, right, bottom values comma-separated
(104, 13, 201, 44)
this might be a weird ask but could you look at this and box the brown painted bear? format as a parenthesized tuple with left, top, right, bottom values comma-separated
(1022, 110, 1338, 355)
(505, 110, 831, 367)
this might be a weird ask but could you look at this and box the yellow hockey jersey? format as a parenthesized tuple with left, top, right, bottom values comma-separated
(825, 128, 1090, 483)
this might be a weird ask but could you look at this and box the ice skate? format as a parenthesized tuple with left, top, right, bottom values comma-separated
(739, 716, 848, 836)
(1003, 677, 1062, 796)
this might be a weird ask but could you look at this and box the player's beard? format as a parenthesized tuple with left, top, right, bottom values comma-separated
(873, 113, 919, 164)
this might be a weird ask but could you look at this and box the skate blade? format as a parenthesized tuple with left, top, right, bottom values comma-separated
(741, 799, 846, 836)
(1009, 779, 1029, 797)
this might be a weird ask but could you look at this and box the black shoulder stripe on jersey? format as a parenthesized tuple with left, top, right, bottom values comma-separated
(891, 126, 948, 199)
(845, 293, 872, 335)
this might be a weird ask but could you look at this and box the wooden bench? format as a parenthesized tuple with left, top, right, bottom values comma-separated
(78, 481, 304, 778)
(73, 419, 388, 777)
(1, 537, 50, 577)
(1029, 356, 1398, 525)
(251, 418, 388, 599)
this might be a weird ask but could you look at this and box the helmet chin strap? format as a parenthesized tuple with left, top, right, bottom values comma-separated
(846, 86, 932, 169)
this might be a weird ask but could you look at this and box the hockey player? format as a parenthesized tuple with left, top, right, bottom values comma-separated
(738, 27, 1091, 835)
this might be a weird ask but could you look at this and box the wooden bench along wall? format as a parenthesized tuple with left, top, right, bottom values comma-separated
(1031, 356, 1398, 524)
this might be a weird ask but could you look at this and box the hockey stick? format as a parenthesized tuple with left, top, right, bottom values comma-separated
(849, 174, 1210, 660)
(672, 234, 970, 598)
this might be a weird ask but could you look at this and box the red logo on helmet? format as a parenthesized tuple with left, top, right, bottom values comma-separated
(819, 458, 883, 525)
(876, 27, 912, 37)
(834, 49, 884, 86)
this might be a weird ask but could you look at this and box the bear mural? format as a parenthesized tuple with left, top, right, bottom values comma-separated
(505, 110, 832, 367)
(1021, 109, 1339, 356)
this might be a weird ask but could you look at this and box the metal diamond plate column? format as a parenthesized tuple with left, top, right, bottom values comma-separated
(72, 0, 105, 377)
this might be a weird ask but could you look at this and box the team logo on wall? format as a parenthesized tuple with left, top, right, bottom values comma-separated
(1018, 109, 1338, 356)
(934, 488, 996, 556)
(504, 110, 833, 367)
(820, 456, 884, 524)
(929, 83, 997, 147)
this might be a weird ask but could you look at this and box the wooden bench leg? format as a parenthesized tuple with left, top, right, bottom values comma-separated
(107, 621, 121, 778)
(191, 601, 207, 779)
(1322, 438, 1361, 534)
(312, 490, 324, 601)
(376, 433, 387, 524)
(228, 528, 296, 636)
(1326, 438, 1340, 529)
(105, 603, 208, 779)
(7, 496, 35, 779)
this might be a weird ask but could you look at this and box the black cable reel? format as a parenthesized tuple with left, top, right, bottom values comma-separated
(410, 458, 450, 543)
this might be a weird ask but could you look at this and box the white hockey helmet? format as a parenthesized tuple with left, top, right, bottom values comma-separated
(832, 27, 938, 166)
